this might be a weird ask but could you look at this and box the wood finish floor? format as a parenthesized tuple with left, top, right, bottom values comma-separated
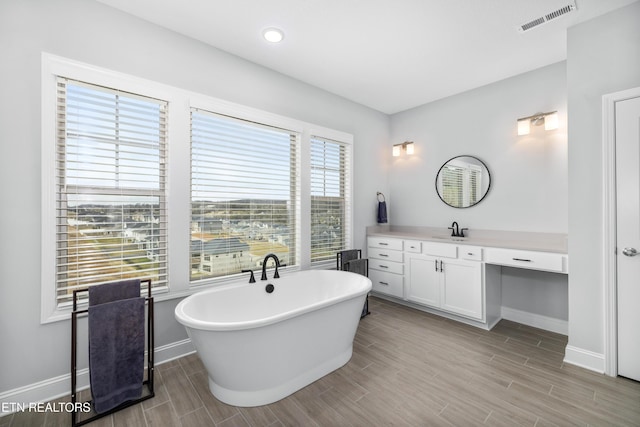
(3, 297, 640, 426)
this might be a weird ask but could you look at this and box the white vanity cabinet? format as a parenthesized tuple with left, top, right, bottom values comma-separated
(367, 226, 568, 331)
(406, 243, 484, 321)
(368, 237, 404, 298)
(484, 247, 567, 273)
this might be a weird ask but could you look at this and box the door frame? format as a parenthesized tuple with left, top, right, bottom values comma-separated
(602, 86, 640, 377)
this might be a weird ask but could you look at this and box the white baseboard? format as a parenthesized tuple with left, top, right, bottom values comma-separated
(564, 345, 605, 374)
(0, 339, 194, 417)
(500, 308, 605, 374)
(501, 306, 568, 335)
(155, 338, 195, 364)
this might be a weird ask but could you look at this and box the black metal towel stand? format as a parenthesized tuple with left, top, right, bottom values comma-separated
(70, 279, 155, 427)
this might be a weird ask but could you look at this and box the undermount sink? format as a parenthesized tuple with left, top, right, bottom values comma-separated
(431, 236, 467, 242)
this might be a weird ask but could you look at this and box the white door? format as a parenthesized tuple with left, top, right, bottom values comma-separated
(616, 95, 640, 382)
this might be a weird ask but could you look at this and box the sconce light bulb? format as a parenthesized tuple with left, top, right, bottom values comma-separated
(544, 112, 559, 131)
(405, 142, 414, 155)
(392, 145, 401, 157)
(517, 119, 530, 136)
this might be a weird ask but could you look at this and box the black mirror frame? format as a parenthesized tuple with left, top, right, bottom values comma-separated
(435, 155, 491, 209)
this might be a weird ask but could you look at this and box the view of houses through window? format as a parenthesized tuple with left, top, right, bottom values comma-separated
(190, 110, 299, 281)
(55, 79, 168, 304)
(50, 65, 351, 310)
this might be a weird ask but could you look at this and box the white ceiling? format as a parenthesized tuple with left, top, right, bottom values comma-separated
(97, 0, 637, 114)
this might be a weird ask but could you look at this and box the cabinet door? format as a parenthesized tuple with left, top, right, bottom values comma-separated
(407, 255, 440, 307)
(441, 260, 483, 321)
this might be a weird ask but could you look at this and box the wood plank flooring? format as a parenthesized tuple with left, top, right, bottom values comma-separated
(4, 297, 640, 426)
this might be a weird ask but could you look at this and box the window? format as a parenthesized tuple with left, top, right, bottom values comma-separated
(42, 55, 353, 321)
(54, 78, 168, 304)
(190, 109, 299, 282)
(310, 136, 350, 265)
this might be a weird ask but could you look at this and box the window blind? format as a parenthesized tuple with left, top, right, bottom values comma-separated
(190, 109, 299, 281)
(441, 165, 482, 207)
(55, 78, 168, 304)
(441, 165, 464, 207)
(310, 136, 350, 265)
(469, 169, 479, 205)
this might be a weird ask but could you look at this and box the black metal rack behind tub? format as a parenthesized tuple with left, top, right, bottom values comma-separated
(70, 279, 155, 427)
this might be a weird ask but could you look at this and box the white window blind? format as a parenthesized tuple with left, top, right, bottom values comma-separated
(55, 78, 168, 304)
(310, 136, 350, 265)
(190, 109, 299, 281)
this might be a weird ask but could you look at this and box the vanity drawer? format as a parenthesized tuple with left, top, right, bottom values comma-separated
(369, 269, 404, 298)
(368, 237, 403, 251)
(369, 259, 403, 275)
(404, 240, 422, 253)
(484, 248, 565, 273)
(422, 241, 458, 259)
(369, 248, 404, 263)
(459, 245, 483, 261)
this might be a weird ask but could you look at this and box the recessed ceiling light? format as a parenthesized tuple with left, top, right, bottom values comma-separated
(263, 28, 284, 43)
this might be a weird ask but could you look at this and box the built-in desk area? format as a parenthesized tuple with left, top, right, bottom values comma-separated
(366, 225, 568, 332)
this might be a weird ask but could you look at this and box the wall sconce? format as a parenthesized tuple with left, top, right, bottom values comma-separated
(392, 141, 414, 157)
(516, 111, 558, 136)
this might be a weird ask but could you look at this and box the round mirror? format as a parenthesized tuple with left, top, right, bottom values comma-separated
(435, 155, 491, 208)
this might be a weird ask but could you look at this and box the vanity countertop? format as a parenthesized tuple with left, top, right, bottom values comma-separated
(367, 225, 568, 254)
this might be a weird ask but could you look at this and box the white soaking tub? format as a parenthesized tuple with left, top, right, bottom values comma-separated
(175, 269, 371, 407)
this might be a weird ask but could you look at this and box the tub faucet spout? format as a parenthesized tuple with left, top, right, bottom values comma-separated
(261, 253, 280, 280)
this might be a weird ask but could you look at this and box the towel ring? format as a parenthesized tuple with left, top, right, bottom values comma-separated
(377, 192, 386, 202)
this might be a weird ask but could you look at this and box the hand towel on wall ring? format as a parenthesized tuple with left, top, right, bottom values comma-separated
(376, 192, 388, 224)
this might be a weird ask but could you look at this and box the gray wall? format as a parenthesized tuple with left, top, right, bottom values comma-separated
(388, 61, 568, 233)
(388, 62, 569, 321)
(566, 2, 640, 358)
(0, 0, 389, 394)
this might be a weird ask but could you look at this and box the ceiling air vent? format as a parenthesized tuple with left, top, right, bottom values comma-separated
(518, 1, 577, 33)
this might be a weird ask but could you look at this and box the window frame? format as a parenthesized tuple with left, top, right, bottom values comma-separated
(41, 53, 353, 323)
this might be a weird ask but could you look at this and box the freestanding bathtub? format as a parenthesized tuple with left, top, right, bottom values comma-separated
(174, 269, 371, 407)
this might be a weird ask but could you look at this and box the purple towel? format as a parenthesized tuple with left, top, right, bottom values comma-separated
(88, 279, 141, 306)
(88, 279, 144, 414)
(89, 297, 145, 414)
(338, 249, 361, 270)
(344, 258, 368, 277)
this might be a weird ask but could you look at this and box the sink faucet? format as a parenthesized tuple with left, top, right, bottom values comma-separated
(448, 221, 468, 238)
(449, 221, 460, 237)
(261, 253, 280, 280)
